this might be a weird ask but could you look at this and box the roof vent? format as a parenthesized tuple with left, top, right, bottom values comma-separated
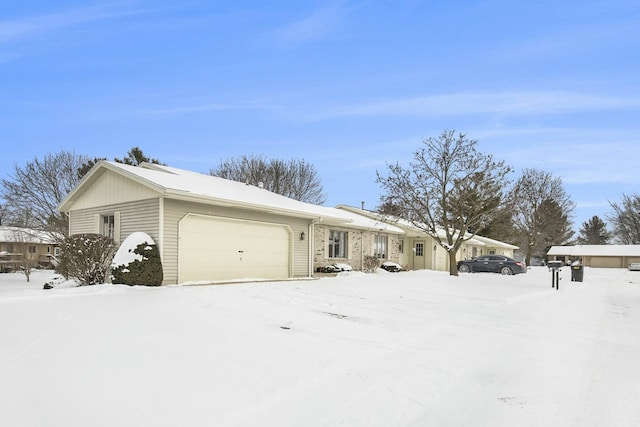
(258, 182, 264, 189)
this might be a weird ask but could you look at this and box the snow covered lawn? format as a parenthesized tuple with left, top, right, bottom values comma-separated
(1, 267, 639, 426)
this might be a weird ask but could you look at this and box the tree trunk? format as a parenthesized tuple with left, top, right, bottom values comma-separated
(449, 250, 459, 276)
(525, 244, 533, 268)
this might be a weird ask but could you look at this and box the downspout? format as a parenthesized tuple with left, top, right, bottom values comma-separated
(361, 231, 364, 272)
(309, 218, 322, 277)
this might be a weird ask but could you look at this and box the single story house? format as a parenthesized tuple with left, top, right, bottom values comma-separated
(58, 161, 406, 285)
(547, 245, 640, 268)
(0, 226, 59, 272)
(336, 206, 519, 272)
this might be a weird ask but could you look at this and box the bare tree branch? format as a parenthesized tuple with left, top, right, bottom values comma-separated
(211, 154, 327, 205)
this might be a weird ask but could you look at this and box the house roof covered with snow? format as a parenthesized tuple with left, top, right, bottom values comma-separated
(59, 162, 404, 234)
(336, 205, 518, 249)
(0, 227, 57, 244)
(548, 245, 640, 257)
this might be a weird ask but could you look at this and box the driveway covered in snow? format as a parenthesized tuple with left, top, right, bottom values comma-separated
(1, 267, 639, 426)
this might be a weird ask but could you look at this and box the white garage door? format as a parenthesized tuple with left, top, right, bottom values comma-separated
(178, 214, 292, 283)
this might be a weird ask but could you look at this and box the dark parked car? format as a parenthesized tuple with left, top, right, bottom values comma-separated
(457, 255, 526, 275)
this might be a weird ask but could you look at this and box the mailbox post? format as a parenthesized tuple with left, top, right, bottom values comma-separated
(547, 261, 563, 290)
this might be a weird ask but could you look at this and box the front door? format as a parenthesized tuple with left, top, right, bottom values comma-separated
(414, 241, 426, 269)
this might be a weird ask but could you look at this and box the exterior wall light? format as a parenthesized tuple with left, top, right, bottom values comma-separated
(300, 232, 305, 241)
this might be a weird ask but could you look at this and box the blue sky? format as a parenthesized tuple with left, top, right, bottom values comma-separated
(2, 0, 639, 232)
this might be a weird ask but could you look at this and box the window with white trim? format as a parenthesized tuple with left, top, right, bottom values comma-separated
(328, 230, 348, 258)
(373, 235, 388, 259)
(102, 214, 115, 239)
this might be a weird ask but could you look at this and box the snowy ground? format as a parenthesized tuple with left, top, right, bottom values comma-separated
(1, 266, 639, 427)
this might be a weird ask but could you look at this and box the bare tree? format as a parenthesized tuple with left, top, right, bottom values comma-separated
(608, 193, 640, 244)
(211, 154, 327, 205)
(510, 169, 575, 265)
(0, 203, 7, 226)
(377, 130, 512, 276)
(11, 228, 40, 282)
(1, 151, 89, 240)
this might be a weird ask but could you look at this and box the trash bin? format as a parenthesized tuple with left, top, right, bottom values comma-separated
(571, 264, 584, 282)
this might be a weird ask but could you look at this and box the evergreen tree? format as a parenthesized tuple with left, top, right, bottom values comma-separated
(78, 147, 164, 179)
(576, 216, 611, 244)
(111, 241, 163, 286)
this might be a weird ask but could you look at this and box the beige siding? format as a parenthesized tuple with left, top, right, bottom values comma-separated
(70, 169, 159, 210)
(68, 198, 161, 245)
(163, 199, 311, 284)
(313, 225, 402, 272)
(588, 257, 622, 268)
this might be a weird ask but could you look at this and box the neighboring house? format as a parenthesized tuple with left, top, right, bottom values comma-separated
(336, 206, 518, 272)
(547, 245, 640, 268)
(58, 161, 403, 285)
(464, 235, 519, 260)
(0, 226, 59, 272)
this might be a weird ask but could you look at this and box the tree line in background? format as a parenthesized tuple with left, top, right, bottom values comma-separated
(1, 136, 639, 276)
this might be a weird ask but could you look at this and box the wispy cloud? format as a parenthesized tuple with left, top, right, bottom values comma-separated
(479, 131, 639, 186)
(269, 3, 348, 45)
(0, 2, 146, 44)
(309, 91, 640, 120)
(133, 99, 285, 116)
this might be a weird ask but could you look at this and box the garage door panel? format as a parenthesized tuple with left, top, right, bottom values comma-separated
(590, 257, 621, 268)
(178, 214, 291, 283)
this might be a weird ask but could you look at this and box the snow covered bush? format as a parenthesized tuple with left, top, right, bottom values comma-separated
(111, 232, 163, 286)
(363, 255, 380, 273)
(333, 263, 353, 271)
(55, 234, 117, 286)
(381, 261, 402, 273)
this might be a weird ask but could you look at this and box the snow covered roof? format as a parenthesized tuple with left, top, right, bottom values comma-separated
(59, 162, 404, 234)
(548, 245, 640, 257)
(469, 235, 519, 250)
(0, 227, 57, 244)
(336, 205, 517, 248)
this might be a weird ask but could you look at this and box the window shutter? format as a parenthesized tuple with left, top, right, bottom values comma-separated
(114, 211, 121, 243)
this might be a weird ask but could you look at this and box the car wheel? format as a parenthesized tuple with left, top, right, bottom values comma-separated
(459, 264, 470, 273)
(500, 267, 513, 275)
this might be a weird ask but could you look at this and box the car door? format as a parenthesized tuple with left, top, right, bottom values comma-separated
(473, 256, 491, 272)
(488, 256, 507, 272)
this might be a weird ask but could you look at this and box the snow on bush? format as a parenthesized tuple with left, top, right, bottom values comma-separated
(111, 232, 163, 286)
(333, 263, 353, 271)
(55, 234, 117, 285)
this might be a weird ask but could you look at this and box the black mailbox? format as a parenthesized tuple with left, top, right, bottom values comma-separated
(547, 261, 563, 271)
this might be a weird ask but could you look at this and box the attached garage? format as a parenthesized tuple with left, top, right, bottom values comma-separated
(548, 245, 640, 269)
(178, 214, 293, 283)
(588, 257, 622, 268)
